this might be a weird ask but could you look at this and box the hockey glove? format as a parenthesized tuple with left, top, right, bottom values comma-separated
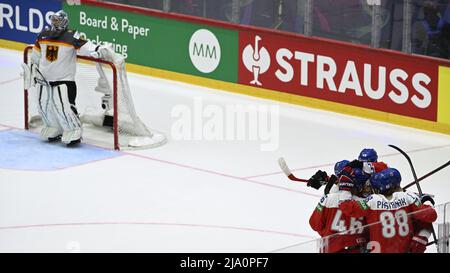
(324, 174, 338, 195)
(338, 175, 354, 192)
(410, 235, 428, 253)
(307, 170, 328, 190)
(420, 194, 435, 206)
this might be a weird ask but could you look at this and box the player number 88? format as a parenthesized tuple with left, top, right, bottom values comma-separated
(380, 210, 409, 238)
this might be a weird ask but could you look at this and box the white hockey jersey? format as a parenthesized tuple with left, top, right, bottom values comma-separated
(30, 28, 98, 82)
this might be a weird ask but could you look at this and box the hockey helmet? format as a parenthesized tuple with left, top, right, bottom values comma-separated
(370, 168, 402, 194)
(358, 148, 378, 162)
(50, 10, 69, 31)
(334, 160, 350, 176)
(351, 168, 370, 190)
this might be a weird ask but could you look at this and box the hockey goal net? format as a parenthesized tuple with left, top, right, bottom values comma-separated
(23, 45, 166, 150)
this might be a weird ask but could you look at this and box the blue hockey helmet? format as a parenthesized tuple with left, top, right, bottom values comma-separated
(358, 148, 378, 162)
(370, 168, 402, 194)
(334, 160, 350, 176)
(351, 168, 370, 189)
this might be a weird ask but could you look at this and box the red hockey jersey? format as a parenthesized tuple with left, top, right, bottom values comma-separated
(310, 192, 368, 253)
(338, 191, 437, 253)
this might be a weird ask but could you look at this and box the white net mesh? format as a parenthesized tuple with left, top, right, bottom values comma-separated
(25, 46, 166, 150)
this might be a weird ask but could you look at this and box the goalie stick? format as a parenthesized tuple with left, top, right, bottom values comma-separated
(388, 144, 439, 250)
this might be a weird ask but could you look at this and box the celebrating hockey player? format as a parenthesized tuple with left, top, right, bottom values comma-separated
(349, 148, 389, 175)
(307, 148, 387, 194)
(338, 168, 437, 253)
(309, 168, 369, 253)
(22, 10, 112, 145)
(307, 160, 348, 193)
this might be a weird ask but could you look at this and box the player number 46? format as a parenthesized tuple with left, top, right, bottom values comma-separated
(331, 210, 364, 234)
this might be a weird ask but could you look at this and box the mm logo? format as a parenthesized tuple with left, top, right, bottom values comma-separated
(189, 29, 221, 73)
(193, 43, 217, 60)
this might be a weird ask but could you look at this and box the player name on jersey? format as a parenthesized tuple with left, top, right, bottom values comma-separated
(374, 198, 408, 210)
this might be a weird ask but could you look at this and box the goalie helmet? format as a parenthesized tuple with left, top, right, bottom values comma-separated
(370, 168, 402, 194)
(50, 10, 69, 31)
(358, 148, 378, 162)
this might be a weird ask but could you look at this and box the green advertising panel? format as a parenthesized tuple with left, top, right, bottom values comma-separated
(64, 2, 238, 82)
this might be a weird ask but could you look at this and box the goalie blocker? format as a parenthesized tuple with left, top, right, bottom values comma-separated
(23, 44, 166, 150)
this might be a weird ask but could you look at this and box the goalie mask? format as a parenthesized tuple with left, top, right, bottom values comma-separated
(50, 10, 69, 31)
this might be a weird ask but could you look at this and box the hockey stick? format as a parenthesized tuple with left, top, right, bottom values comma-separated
(388, 144, 439, 250)
(403, 160, 450, 190)
(278, 157, 308, 183)
(279, 156, 449, 189)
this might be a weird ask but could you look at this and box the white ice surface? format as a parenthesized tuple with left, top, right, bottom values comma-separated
(0, 48, 449, 252)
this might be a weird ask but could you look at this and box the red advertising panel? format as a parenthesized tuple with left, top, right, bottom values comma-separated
(238, 31, 439, 121)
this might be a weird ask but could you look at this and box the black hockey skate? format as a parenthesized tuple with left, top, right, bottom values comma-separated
(66, 138, 81, 147)
(48, 135, 62, 142)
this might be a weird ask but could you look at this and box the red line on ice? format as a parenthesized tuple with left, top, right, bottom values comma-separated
(0, 221, 316, 239)
(123, 151, 321, 198)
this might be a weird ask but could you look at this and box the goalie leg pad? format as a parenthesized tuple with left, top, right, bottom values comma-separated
(52, 82, 83, 144)
(36, 84, 63, 139)
(51, 82, 82, 132)
(61, 128, 82, 144)
(40, 126, 62, 139)
(50, 82, 83, 144)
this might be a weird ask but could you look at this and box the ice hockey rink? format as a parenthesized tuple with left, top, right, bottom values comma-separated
(1, 47, 449, 253)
